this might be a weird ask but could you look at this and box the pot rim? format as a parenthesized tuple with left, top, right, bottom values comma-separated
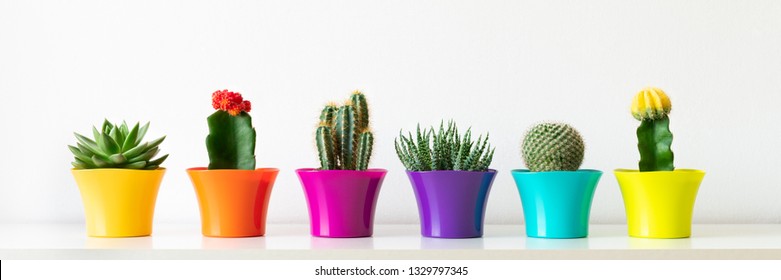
(614, 168, 704, 174)
(187, 167, 280, 173)
(405, 169, 497, 174)
(296, 168, 387, 173)
(511, 169, 602, 175)
(71, 167, 166, 173)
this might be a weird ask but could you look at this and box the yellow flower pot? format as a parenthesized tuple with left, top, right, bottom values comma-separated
(72, 168, 165, 237)
(614, 169, 705, 238)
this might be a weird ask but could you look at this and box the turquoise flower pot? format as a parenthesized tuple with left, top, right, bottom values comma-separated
(511, 169, 602, 239)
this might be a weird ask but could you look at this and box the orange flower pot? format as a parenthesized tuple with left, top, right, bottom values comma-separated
(187, 167, 279, 237)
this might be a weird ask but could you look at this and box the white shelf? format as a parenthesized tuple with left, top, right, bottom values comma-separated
(1, 224, 780, 259)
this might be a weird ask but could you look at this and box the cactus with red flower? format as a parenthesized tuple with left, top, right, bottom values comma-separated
(207, 90, 256, 170)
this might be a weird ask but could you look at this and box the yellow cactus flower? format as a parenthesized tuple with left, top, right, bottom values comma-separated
(631, 87, 672, 121)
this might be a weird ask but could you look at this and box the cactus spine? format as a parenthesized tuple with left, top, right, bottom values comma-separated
(632, 87, 674, 171)
(316, 91, 374, 170)
(521, 122, 585, 172)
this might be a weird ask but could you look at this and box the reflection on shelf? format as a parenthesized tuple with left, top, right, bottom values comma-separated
(525, 237, 590, 250)
(310, 236, 375, 250)
(85, 236, 153, 249)
(628, 237, 692, 249)
(201, 236, 266, 250)
(420, 237, 485, 250)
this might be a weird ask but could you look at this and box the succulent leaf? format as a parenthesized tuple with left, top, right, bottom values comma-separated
(147, 136, 166, 150)
(119, 122, 129, 139)
(92, 127, 101, 142)
(74, 133, 106, 158)
(136, 122, 150, 146)
(99, 133, 120, 155)
(109, 126, 122, 148)
(122, 123, 139, 152)
(73, 158, 95, 169)
(130, 146, 159, 163)
(92, 155, 110, 168)
(109, 154, 127, 165)
(101, 120, 112, 133)
(68, 145, 91, 163)
(148, 154, 169, 166)
(124, 161, 147, 169)
(122, 142, 148, 159)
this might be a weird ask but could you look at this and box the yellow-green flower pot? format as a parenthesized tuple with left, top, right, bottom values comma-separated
(614, 169, 705, 239)
(72, 168, 165, 237)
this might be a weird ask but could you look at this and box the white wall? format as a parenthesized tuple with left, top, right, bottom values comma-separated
(1, 0, 780, 225)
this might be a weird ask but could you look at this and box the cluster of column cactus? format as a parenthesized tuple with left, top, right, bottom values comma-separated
(316, 90, 374, 170)
(521, 122, 584, 172)
(631, 87, 674, 171)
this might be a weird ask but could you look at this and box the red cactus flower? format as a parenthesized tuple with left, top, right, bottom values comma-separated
(211, 89, 252, 116)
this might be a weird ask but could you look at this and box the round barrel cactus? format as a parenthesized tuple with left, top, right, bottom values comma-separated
(521, 122, 584, 172)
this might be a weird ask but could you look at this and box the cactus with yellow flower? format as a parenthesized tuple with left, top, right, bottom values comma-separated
(631, 87, 674, 171)
(315, 90, 374, 170)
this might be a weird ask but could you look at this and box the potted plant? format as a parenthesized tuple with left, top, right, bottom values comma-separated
(296, 90, 386, 238)
(395, 121, 496, 238)
(511, 123, 602, 239)
(186, 90, 279, 237)
(614, 87, 705, 238)
(69, 120, 169, 237)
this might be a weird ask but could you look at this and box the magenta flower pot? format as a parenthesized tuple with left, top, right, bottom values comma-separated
(296, 168, 387, 238)
(406, 170, 497, 238)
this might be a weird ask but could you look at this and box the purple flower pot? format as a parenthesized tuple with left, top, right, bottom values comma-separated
(296, 168, 387, 238)
(406, 170, 497, 238)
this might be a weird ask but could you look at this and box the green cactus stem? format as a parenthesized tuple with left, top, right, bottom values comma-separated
(356, 131, 374, 170)
(320, 104, 337, 127)
(335, 104, 356, 170)
(206, 111, 256, 170)
(350, 91, 369, 132)
(316, 123, 335, 170)
(637, 116, 674, 171)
